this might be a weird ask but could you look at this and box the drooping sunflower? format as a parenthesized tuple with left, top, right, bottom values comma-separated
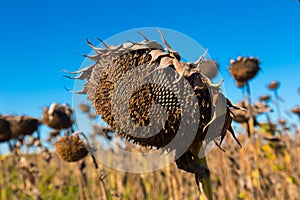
(67, 31, 243, 196)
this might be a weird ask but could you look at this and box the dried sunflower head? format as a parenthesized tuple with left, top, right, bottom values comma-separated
(0, 116, 12, 142)
(267, 81, 280, 90)
(291, 106, 300, 118)
(65, 30, 251, 189)
(231, 101, 271, 124)
(228, 56, 260, 87)
(68, 31, 242, 155)
(278, 119, 286, 126)
(3, 115, 40, 139)
(259, 94, 271, 102)
(253, 101, 272, 114)
(79, 103, 91, 113)
(55, 133, 88, 162)
(42, 103, 73, 130)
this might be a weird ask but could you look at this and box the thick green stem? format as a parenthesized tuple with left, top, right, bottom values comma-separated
(192, 143, 213, 200)
(197, 156, 213, 200)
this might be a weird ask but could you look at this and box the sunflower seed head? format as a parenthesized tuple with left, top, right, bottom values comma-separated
(55, 133, 88, 162)
(42, 103, 73, 130)
(67, 31, 239, 151)
(228, 56, 260, 85)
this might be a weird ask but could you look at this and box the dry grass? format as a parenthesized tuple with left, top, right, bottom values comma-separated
(1, 130, 299, 200)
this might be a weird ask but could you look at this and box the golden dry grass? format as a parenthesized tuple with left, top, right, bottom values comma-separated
(1, 130, 299, 200)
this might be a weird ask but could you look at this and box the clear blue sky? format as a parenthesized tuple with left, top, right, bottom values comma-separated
(0, 0, 300, 123)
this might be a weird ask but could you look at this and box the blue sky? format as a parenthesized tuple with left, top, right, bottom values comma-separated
(0, 0, 300, 137)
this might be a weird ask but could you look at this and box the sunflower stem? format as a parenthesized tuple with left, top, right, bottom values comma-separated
(197, 156, 213, 200)
(273, 89, 282, 121)
(245, 81, 254, 137)
(191, 142, 213, 200)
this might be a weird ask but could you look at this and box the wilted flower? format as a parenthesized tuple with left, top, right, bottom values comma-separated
(68, 32, 243, 150)
(79, 103, 91, 113)
(267, 81, 280, 90)
(259, 95, 271, 102)
(0, 116, 12, 142)
(55, 133, 89, 162)
(278, 119, 286, 126)
(228, 56, 260, 87)
(254, 101, 273, 113)
(66, 31, 243, 196)
(232, 101, 271, 122)
(42, 103, 73, 130)
(3, 115, 40, 139)
(291, 106, 300, 119)
(231, 101, 272, 135)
